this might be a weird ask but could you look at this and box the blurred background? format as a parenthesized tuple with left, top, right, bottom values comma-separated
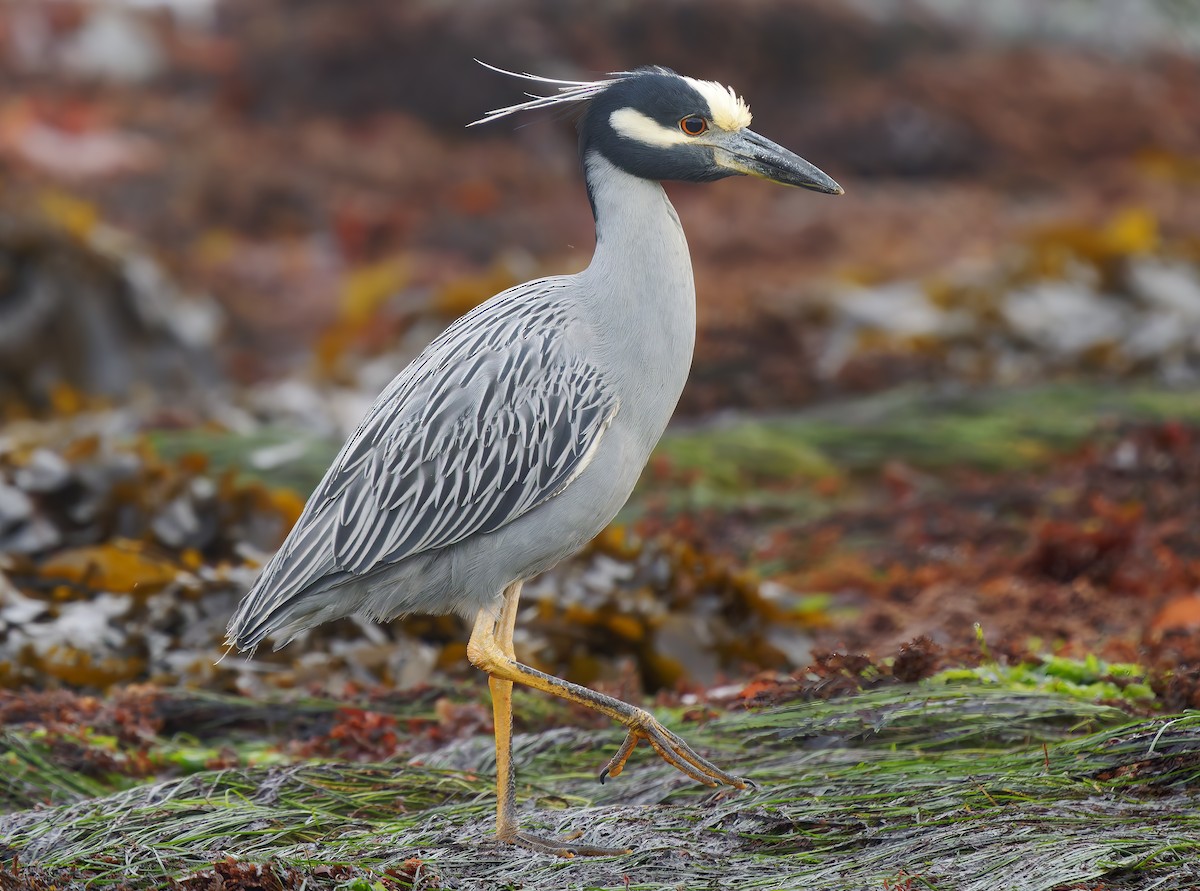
(2, 0, 1200, 702)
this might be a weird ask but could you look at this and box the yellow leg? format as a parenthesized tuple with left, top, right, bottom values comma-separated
(489, 582, 519, 841)
(480, 582, 629, 856)
(470, 585, 749, 857)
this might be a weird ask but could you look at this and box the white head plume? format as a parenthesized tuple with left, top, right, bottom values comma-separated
(467, 61, 626, 127)
(468, 62, 752, 133)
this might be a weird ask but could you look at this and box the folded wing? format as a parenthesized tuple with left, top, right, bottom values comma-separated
(228, 279, 617, 647)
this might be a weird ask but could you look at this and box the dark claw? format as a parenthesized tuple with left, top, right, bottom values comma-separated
(598, 767, 610, 784)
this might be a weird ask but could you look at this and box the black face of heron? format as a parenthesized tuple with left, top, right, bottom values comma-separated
(579, 68, 842, 195)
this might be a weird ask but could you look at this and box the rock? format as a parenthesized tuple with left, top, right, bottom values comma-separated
(0, 215, 223, 409)
(13, 449, 71, 493)
(60, 8, 164, 83)
(835, 282, 958, 337)
(0, 571, 46, 626)
(0, 482, 34, 530)
(1129, 260, 1200, 323)
(1001, 282, 1128, 357)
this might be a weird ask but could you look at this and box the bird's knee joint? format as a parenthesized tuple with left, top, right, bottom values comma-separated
(467, 638, 503, 673)
(466, 639, 490, 671)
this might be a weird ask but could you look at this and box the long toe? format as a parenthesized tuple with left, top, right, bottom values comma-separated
(653, 722, 750, 788)
(600, 710, 750, 788)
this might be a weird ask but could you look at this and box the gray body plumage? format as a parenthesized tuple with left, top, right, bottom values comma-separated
(228, 156, 694, 649)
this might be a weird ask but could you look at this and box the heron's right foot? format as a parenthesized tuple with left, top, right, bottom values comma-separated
(598, 707, 750, 789)
(500, 827, 630, 858)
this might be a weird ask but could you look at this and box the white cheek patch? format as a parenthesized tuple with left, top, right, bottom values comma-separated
(609, 108, 690, 147)
(682, 77, 752, 131)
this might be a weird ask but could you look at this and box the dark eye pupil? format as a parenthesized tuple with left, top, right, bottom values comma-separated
(685, 118, 703, 133)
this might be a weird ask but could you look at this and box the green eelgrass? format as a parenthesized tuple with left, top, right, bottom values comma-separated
(2, 684, 1197, 890)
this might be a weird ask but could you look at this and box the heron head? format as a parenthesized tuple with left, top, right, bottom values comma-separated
(471, 63, 842, 196)
(581, 67, 842, 195)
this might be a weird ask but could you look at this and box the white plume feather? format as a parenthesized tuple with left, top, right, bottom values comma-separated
(468, 61, 641, 127)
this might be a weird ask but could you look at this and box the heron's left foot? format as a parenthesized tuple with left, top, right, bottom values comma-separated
(598, 707, 750, 789)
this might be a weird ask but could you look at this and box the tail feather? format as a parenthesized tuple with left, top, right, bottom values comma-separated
(227, 567, 353, 651)
(226, 550, 447, 651)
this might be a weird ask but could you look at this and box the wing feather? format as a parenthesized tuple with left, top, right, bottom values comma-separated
(229, 278, 618, 643)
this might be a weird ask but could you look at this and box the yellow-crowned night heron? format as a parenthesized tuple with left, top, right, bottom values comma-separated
(228, 64, 841, 856)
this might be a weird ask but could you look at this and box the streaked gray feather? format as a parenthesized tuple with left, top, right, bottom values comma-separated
(228, 277, 617, 647)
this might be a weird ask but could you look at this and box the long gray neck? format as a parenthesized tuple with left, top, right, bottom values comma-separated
(582, 152, 693, 292)
(576, 152, 697, 439)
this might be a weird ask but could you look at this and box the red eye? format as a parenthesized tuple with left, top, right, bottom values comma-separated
(679, 116, 708, 136)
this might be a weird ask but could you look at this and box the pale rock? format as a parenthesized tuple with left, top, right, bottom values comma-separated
(1001, 282, 1128, 356)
